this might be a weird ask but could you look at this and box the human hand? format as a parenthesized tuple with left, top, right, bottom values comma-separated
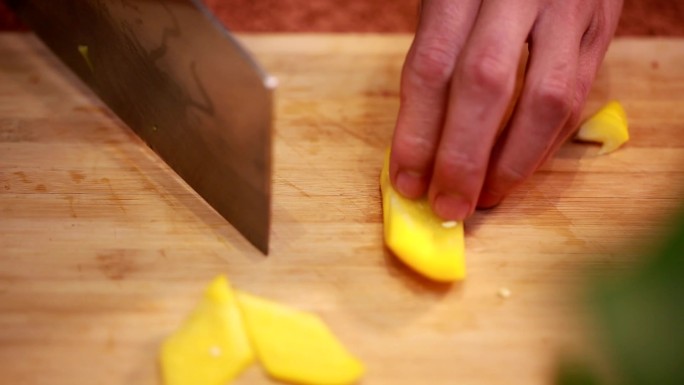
(389, 0, 623, 220)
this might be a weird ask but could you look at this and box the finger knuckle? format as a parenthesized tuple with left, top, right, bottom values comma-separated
(461, 47, 511, 95)
(393, 134, 435, 169)
(439, 150, 485, 178)
(533, 76, 574, 118)
(405, 38, 455, 89)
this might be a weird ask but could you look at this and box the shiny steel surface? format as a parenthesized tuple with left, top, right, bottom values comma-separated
(9, 0, 274, 253)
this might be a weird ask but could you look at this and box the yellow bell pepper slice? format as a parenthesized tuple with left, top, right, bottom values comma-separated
(236, 292, 365, 385)
(380, 151, 466, 282)
(576, 101, 629, 155)
(160, 276, 255, 385)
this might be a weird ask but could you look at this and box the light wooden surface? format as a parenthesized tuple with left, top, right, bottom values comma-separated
(1, 33, 684, 385)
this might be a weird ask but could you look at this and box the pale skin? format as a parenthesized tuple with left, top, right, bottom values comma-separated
(390, 0, 624, 220)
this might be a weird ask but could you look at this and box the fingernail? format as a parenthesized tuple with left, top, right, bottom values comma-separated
(433, 194, 471, 221)
(395, 171, 424, 198)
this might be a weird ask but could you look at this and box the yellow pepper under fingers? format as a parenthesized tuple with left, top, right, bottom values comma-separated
(380, 151, 466, 282)
(576, 101, 629, 155)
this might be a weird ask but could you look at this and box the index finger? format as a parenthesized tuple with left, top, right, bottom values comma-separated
(428, 2, 537, 220)
(390, 0, 481, 199)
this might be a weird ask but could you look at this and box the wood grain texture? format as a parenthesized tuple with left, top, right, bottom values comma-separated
(1, 33, 684, 385)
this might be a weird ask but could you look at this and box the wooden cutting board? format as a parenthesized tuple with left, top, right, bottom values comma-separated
(1, 33, 684, 385)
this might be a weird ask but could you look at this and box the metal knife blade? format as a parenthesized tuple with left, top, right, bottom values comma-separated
(9, 0, 274, 253)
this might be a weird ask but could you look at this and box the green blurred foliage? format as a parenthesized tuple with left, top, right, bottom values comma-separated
(557, 209, 684, 385)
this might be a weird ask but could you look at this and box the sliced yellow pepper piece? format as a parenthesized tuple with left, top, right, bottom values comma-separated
(380, 151, 466, 282)
(160, 276, 255, 385)
(576, 101, 629, 155)
(236, 292, 365, 385)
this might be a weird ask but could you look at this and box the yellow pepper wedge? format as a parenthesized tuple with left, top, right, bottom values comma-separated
(236, 292, 365, 385)
(380, 151, 466, 282)
(576, 101, 629, 155)
(160, 276, 255, 385)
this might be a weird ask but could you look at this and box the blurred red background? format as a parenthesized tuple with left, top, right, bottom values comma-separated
(0, 0, 682, 35)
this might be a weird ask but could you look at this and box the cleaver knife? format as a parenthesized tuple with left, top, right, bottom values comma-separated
(8, 0, 275, 253)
